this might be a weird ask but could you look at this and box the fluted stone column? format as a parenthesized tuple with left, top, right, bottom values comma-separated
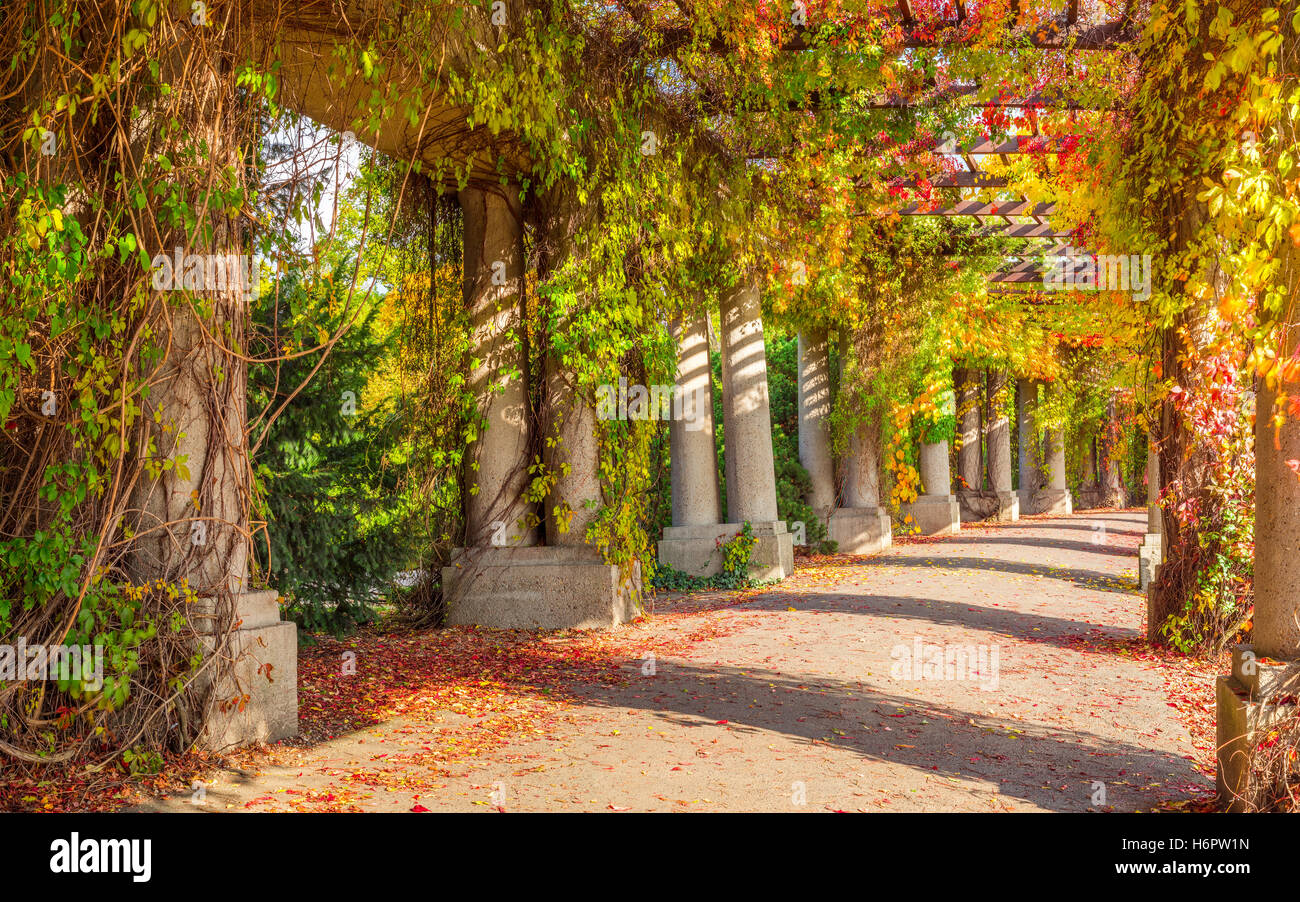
(658, 314, 731, 575)
(1146, 442, 1162, 533)
(1036, 382, 1073, 515)
(954, 366, 987, 522)
(1016, 378, 1041, 510)
(1139, 436, 1164, 593)
(842, 418, 883, 508)
(717, 273, 792, 579)
(670, 315, 723, 527)
(1252, 351, 1300, 661)
(125, 71, 297, 749)
(445, 187, 633, 629)
(955, 367, 982, 492)
(1101, 395, 1129, 508)
(720, 277, 778, 523)
(1046, 431, 1067, 489)
(458, 186, 536, 548)
(1034, 428, 1074, 514)
(986, 370, 1019, 521)
(1216, 47, 1300, 810)
(827, 331, 892, 554)
(543, 366, 601, 546)
(797, 329, 836, 522)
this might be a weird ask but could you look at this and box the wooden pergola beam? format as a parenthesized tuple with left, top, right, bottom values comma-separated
(898, 200, 1057, 217)
(891, 173, 1009, 188)
(975, 224, 1074, 238)
(938, 136, 1066, 154)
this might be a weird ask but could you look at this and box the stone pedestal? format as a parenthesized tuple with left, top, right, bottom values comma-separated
(1032, 489, 1073, 515)
(1138, 533, 1163, 591)
(899, 495, 961, 536)
(658, 521, 793, 582)
(959, 490, 1019, 522)
(197, 590, 298, 751)
(1216, 645, 1297, 812)
(444, 546, 639, 629)
(992, 490, 1019, 521)
(827, 507, 891, 555)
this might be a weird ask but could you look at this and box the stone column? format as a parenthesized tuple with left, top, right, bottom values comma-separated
(717, 273, 792, 579)
(670, 315, 723, 527)
(458, 185, 536, 548)
(1146, 442, 1162, 533)
(1046, 430, 1067, 490)
(842, 418, 883, 508)
(126, 62, 295, 750)
(542, 365, 601, 546)
(899, 432, 960, 536)
(954, 367, 985, 521)
(986, 369, 1019, 521)
(1016, 378, 1041, 511)
(1216, 46, 1300, 810)
(1138, 436, 1163, 592)
(1037, 380, 1073, 514)
(1037, 423, 1074, 515)
(1252, 350, 1300, 661)
(797, 328, 836, 521)
(1100, 394, 1129, 508)
(658, 314, 731, 575)
(955, 367, 982, 492)
(446, 186, 634, 629)
(828, 331, 892, 554)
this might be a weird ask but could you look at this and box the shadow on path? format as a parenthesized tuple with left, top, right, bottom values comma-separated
(571, 660, 1201, 812)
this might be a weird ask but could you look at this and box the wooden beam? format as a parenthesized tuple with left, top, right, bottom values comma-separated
(975, 224, 1074, 238)
(898, 200, 1057, 217)
(890, 173, 1009, 188)
(944, 136, 1065, 154)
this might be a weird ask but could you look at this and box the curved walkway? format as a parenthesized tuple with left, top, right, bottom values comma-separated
(137, 509, 1210, 812)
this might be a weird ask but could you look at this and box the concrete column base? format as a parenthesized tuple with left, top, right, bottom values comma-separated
(1076, 486, 1105, 510)
(993, 491, 1019, 522)
(443, 546, 640, 630)
(1138, 533, 1163, 591)
(827, 507, 892, 555)
(898, 495, 961, 536)
(956, 491, 1020, 523)
(1030, 489, 1073, 515)
(1216, 645, 1297, 812)
(658, 521, 794, 581)
(196, 590, 298, 751)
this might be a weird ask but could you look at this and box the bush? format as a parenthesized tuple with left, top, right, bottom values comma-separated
(248, 264, 415, 636)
